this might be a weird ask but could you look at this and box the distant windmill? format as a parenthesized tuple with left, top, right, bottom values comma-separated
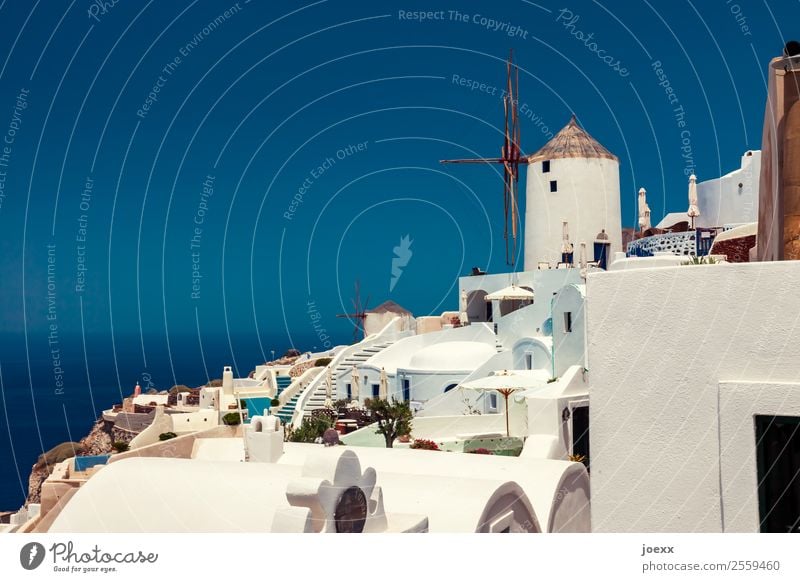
(337, 280, 370, 343)
(441, 49, 528, 266)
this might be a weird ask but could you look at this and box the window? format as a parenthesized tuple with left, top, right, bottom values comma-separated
(755, 415, 800, 532)
(402, 379, 411, 402)
(346, 383, 352, 400)
(525, 352, 533, 370)
(550, 180, 557, 192)
(489, 393, 498, 411)
(564, 311, 573, 333)
(571, 405, 590, 470)
(542, 160, 551, 173)
(372, 384, 380, 398)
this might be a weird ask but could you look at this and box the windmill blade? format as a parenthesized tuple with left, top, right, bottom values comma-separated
(440, 157, 509, 164)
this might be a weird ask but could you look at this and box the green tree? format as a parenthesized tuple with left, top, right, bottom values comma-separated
(367, 398, 412, 448)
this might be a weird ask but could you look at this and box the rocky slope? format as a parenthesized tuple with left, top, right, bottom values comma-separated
(25, 417, 113, 505)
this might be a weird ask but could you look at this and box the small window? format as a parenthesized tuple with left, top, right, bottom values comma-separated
(444, 384, 458, 393)
(489, 393, 498, 410)
(372, 384, 380, 398)
(525, 352, 533, 370)
(564, 312, 573, 333)
(542, 160, 551, 173)
(549, 180, 557, 192)
(346, 383, 352, 400)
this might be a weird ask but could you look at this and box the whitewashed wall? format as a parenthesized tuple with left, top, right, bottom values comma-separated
(587, 261, 800, 532)
(696, 150, 760, 227)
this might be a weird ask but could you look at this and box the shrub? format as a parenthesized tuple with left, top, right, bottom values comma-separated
(270, 397, 280, 407)
(158, 432, 177, 441)
(314, 357, 332, 367)
(410, 438, 440, 451)
(467, 448, 493, 455)
(222, 412, 241, 426)
(112, 441, 129, 453)
(682, 255, 718, 266)
(289, 415, 334, 443)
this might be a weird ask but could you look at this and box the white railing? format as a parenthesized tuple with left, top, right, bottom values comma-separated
(627, 231, 696, 257)
(275, 367, 323, 409)
(289, 317, 407, 429)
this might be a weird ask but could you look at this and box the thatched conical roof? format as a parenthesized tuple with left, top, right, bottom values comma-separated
(528, 115, 617, 163)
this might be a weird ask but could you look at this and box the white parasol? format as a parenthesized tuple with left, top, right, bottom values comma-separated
(561, 221, 573, 255)
(324, 366, 333, 408)
(638, 187, 652, 231)
(350, 365, 360, 402)
(687, 174, 700, 228)
(461, 370, 549, 436)
(579, 241, 588, 274)
(379, 367, 389, 400)
(484, 285, 534, 301)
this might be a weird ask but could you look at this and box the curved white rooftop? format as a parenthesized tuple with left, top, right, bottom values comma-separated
(407, 341, 496, 372)
(44, 445, 578, 533)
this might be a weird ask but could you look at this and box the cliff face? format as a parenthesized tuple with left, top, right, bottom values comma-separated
(79, 417, 114, 456)
(25, 417, 113, 505)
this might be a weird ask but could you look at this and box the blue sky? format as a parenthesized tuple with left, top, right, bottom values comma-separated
(0, 1, 796, 506)
(0, 0, 794, 379)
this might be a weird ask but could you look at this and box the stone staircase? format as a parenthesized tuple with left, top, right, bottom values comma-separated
(273, 376, 296, 425)
(275, 375, 292, 395)
(328, 341, 395, 397)
(292, 340, 396, 423)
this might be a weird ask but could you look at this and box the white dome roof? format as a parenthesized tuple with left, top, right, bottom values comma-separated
(408, 341, 496, 371)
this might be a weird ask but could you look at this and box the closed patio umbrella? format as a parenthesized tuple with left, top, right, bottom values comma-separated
(324, 366, 333, 408)
(687, 174, 700, 229)
(350, 365, 360, 403)
(638, 187, 652, 232)
(379, 367, 389, 400)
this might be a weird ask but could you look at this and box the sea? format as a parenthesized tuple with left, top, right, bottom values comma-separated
(0, 331, 312, 511)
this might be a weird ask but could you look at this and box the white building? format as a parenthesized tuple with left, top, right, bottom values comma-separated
(587, 260, 800, 533)
(655, 150, 761, 230)
(524, 115, 622, 270)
